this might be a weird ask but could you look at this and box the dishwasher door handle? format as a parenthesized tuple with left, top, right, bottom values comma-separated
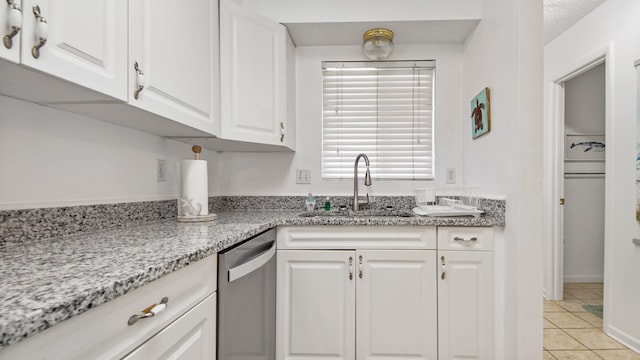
(228, 242, 276, 283)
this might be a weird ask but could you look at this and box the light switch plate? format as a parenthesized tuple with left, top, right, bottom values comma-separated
(157, 159, 166, 182)
(296, 169, 311, 184)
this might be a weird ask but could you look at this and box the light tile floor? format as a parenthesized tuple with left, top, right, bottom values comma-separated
(543, 282, 640, 360)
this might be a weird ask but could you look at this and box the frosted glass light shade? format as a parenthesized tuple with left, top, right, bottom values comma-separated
(362, 28, 394, 60)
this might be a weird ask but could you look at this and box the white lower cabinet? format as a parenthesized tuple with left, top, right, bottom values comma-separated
(277, 225, 495, 360)
(277, 250, 356, 360)
(0, 255, 217, 360)
(276, 226, 438, 360)
(437, 228, 494, 360)
(123, 293, 216, 360)
(357, 250, 437, 360)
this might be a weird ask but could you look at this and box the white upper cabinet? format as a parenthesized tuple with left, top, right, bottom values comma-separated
(18, 0, 127, 100)
(128, 0, 219, 136)
(0, 0, 22, 63)
(220, 0, 289, 147)
(0, 0, 294, 150)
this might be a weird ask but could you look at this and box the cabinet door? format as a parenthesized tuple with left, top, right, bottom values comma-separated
(123, 293, 216, 360)
(19, 0, 127, 100)
(220, 0, 287, 146)
(277, 250, 356, 360)
(129, 0, 219, 135)
(0, 0, 21, 63)
(356, 250, 437, 360)
(438, 251, 493, 360)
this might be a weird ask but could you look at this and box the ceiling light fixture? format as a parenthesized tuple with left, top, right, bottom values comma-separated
(362, 28, 394, 60)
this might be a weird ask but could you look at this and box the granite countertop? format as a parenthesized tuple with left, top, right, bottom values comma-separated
(0, 210, 504, 350)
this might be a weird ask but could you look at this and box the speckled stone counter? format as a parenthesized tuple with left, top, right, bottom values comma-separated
(0, 209, 504, 350)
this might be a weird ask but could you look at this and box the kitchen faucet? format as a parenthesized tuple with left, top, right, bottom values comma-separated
(353, 153, 372, 211)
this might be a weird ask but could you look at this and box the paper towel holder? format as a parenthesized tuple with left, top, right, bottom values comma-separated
(176, 144, 217, 223)
(192, 145, 201, 160)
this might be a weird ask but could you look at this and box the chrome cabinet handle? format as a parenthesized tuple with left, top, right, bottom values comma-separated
(133, 61, 145, 99)
(128, 297, 169, 326)
(280, 122, 285, 142)
(3, 0, 21, 49)
(31, 5, 47, 58)
(440, 256, 446, 280)
(453, 236, 478, 242)
(358, 255, 363, 279)
(348, 256, 353, 280)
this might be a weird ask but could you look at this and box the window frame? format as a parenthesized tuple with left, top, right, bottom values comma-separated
(321, 60, 436, 181)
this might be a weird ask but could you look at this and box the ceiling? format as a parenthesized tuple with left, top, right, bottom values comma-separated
(544, 0, 608, 43)
(285, 1, 608, 47)
(285, 20, 480, 47)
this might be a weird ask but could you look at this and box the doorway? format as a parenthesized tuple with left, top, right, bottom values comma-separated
(545, 54, 609, 303)
(562, 63, 606, 289)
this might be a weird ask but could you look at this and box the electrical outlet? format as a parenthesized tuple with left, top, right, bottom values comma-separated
(296, 169, 311, 184)
(446, 168, 456, 184)
(157, 159, 166, 182)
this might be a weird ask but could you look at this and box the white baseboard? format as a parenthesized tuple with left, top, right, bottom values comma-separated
(606, 325, 640, 354)
(563, 275, 604, 283)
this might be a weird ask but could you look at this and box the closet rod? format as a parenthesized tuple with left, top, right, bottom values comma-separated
(564, 173, 605, 179)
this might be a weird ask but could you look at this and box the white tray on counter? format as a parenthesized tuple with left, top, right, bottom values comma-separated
(412, 205, 484, 218)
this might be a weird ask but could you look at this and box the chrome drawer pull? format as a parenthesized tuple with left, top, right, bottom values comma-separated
(31, 5, 47, 59)
(280, 122, 285, 142)
(3, 0, 21, 49)
(133, 61, 145, 99)
(453, 236, 478, 242)
(127, 297, 169, 326)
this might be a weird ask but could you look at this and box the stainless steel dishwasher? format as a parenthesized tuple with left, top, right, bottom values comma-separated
(217, 228, 276, 360)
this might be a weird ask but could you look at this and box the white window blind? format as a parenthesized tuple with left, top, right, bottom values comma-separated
(322, 61, 435, 181)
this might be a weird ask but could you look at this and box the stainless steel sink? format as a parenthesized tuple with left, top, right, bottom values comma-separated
(299, 209, 415, 218)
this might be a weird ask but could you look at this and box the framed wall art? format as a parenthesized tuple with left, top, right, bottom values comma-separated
(470, 87, 491, 139)
(564, 134, 605, 161)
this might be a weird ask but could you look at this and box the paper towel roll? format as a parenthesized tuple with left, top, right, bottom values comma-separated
(180, 159, 208, 216)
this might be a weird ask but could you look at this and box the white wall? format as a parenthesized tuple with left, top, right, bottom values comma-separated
(239, 0, 480, 23)
(0, 95, 219, 210)
(545, 0, 640, 352)
(462, 0, 543, 359)
(217, 44, 464, 196)
(565, 63, 606, 134)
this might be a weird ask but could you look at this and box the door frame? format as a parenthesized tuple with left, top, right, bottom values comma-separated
(544, 46, 611, 301)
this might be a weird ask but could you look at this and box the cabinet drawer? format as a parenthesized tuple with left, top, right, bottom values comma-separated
(437, 227, 494, 251)
(0, 255, 217, 360)
(123, 293, 216, 360)
(277, 226, 436, 250)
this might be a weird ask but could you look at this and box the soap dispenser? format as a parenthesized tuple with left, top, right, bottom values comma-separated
(305, 193, 316, 212)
